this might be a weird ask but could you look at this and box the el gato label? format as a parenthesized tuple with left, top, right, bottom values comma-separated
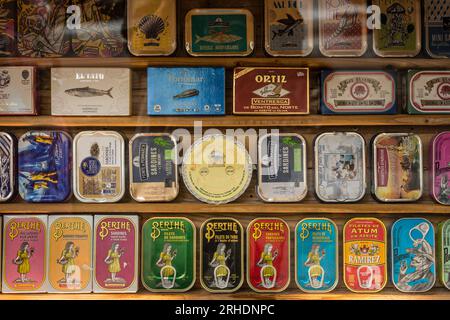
(409, 71, 450, 112)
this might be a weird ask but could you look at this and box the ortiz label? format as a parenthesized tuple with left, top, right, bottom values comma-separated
(343, 218, 387, 293)
(408, 71, 450, 114)
(438, 219, 450, 290)
(425, 0, 450, 58)
(430, 132, 450, 205)
(247, 218, 290, 292)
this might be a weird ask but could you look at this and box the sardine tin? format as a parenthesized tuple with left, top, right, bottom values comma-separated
(185, 8, 254, 57)
(438, 219, 450, 289)
(0, 0, 16, 57)
(0, 66, 37, 115)
(392, 218, 436, 293)
(257, 133, 307, 202)
(0, 132, 15, 202)
(430, 132, 450, 205)
(425, 0, 450, 58)
(314, 132, 366, 202)
(200, 218, 244, 293)
(295, 218, 338, 293)
(129, 133, 179, 202)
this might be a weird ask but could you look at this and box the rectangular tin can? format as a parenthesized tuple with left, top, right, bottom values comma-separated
(0, 0, 16, 57)
(295, 218, 338, 293)
(343, 218, 387, 293)
(372, 0, 421, 57)
(93, 215, 139, 293)
(147, 67, 225, 116)
(18, 131, 72, 203)
(200, 218, 244, 293)
(185, 9, 254, 57)
(315, 132, 366, 202)
(129, 133, 178, 202)
(127, 0, 177, 56)
(264, 0, 313, 57)
(430, 132, 450, 205)
(73, 131, 125, 203)
(372, 133, 423, 202)
(141, 217, 196, 292)
(438, 219, 450, 289)
(407, 70, 450, 114)
(247, 218, 290, 292)
(51, 68, 131, 116)
(425, 0, 450, 58)
(0, 66, 37, 115)
(320, 70, 397, 114)
(392, 218, 436, 292)
(233, 67, 309, 115)
(0, 132, 15, 202)
(257, 133, 307, 202)
(318, 0, 367, 57)
(2, 215, 48, 293)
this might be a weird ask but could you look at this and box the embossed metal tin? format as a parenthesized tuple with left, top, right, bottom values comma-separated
(295, 218, 338, 293)
(185, 8, 254, 57)
(438, 219, 450, 290)
(129, 133, 178, 202)
(372, 133, 423, 202)
(73, 131, 125, 203)
(200, 218, 244, 293)
(264, 0, 313, 57)
(430, 132, 450, 205)
(18, 131, 72, 203)
(0, 0, 16, 57)
(392, 218, 436, 293)
(257, 133, 307, 202)
(343, 218, 387, 293)
(425, 0, 450, 58)
(247, 218, 290, 293)
(315, 132, 366, 202)
(141, 217, 196, 292)
(0, 132, 15, 202)
(0, 66, 37, 115)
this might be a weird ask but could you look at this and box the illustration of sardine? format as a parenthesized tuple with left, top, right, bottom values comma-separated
(65, 87, 113, 98)
(195, 33, 242, 44)
(272, 14, 303, 40)
(325, 6, 358, 49)
(173, 89, 199, 99)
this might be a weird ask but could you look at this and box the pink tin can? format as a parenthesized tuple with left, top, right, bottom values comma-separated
(430, 132, 450, 205)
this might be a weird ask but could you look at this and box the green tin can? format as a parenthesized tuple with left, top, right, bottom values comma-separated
(438, 219, 450, 290)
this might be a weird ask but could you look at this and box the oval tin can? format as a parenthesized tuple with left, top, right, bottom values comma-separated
(0, 132, 15, 202)
(430, 132, 450, 205)
(392, 218, 436, 293)
(73, 131, 125, 203)
(343, 218, 387, 293)
(372, 133, 423, 202)
(247, 218, 290, 293)
(295, 218, 338, 293)
(200, 218, 244, 293)
(141, 217, 196, 292)
(438, 219, 450, 290)
(315, 132, 366, 202)
(425, 0, 450, 58)
(18, 131, 72, 203)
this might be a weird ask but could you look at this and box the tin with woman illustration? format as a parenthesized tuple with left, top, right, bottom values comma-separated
(438, 219, 450, 290)
(430, 132, 450, 205)
(0, 132, 15, 202)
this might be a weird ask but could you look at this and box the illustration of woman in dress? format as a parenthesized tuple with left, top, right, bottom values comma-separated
(57, 241, 79, 284)
(209, 243, 231, 289)
(104, 242, 125, 283)
(256, 243, 278, 289)
(333, 154, 356, 199)
(304, 244, 325, 289)
(156, 243, 177, 289)
(13, 242, 34, 283)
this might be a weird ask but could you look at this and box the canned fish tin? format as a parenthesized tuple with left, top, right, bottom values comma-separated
(320, 70, 397, 114)
(257, 133, 307, 202)
(372, 0, 421, 57)
(392, 218, 436, 293)
(0, 132, 15, 202)
(372, 133, 423, 202)
(200, 218, 244, 293)
(425, 0, 450, 58)
(430, 132, 450, 205)
(315, 132, 366, 202)
(295, 218, 338, 293)
(185, 9, 254, 57)
(0, 66, 37, 115)
(0, 0, 16, 57)
(129, 133, 178, 202)
(438, 219, 450, 289)
(264, 0, 313, 57)
(247, 218, 290, 292)
(18, 131, 72, 203)
(141, 217, 196, 292)
(182, 134, 253, 205)
(343, 218, 387, 293)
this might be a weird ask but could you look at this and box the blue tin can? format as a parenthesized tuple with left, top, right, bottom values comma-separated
(18, 131, 72, 202)
(391, 218, 436, 293)
(425, 0, 450, 58)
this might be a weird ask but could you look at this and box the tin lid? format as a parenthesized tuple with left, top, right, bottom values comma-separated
(425, 1, 450, 58)
(0, 132, 15, 202)
(408, 71, 450, 113)
(0, 66, 37, 115)
(438, 219, 450, 289)
(430, 131, 450, 205)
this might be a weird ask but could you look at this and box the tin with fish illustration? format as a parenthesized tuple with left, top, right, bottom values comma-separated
(0, 66, 37, 115)
(430, 132, 450, 205)
(0, 132, 15, 202)
(425, 0, 450, 58)
(438, 219, 450, 289)
(392, 218, 436, 293)
(0, 0, 16, 57)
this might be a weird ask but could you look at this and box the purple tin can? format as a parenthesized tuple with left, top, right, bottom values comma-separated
(430, 132, 450, 205)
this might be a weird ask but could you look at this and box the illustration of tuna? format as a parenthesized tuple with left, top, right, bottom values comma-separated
(65, 87, 113, 98)
(173, 89, 199, 99)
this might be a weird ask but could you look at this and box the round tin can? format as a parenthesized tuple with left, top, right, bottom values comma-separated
(0, 132, 15, 202)
(438, 219, 450, 290)
(430, 132, 450, 205)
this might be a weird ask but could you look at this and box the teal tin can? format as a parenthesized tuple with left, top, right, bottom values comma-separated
(295, 218, 338, 293)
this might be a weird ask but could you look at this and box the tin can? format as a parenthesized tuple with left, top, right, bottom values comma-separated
(318, 0, 367, 57)
(392, 218, 436, 293)
(0, 66, 37, 115)
(247, 218, 290, 293)
(18, 131, 72, 203)
(185, 9, 254, 57)
(2, 215, 48, 293)
(141, 217, 196, 292)
(425, 0, 450, 58)
(343, 218, 387, 293)
(182, 134, 253, 205)
(93, 215, 139, 293)
(127, 0, 177, 56)
(129, 133, 178, 202)
(372, 0, 421, 57)
(200, 218, 244, 293)
(233, 67, 309, 115)
(320, 70, 397, 114)
(295, 218, 338, 293)
(73, 131, 125, 203)
(147, 67, 225, 116)
(257, 133, 307, 202)
(438, 219, 450, 290)
(430, 132, 450, 205)
(315, 132, 366, 202)
(0, 132, 15, 202)
(372, 133, 423, 202)
(264, 0, 313, 57)
(0, 0, 16, 57)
